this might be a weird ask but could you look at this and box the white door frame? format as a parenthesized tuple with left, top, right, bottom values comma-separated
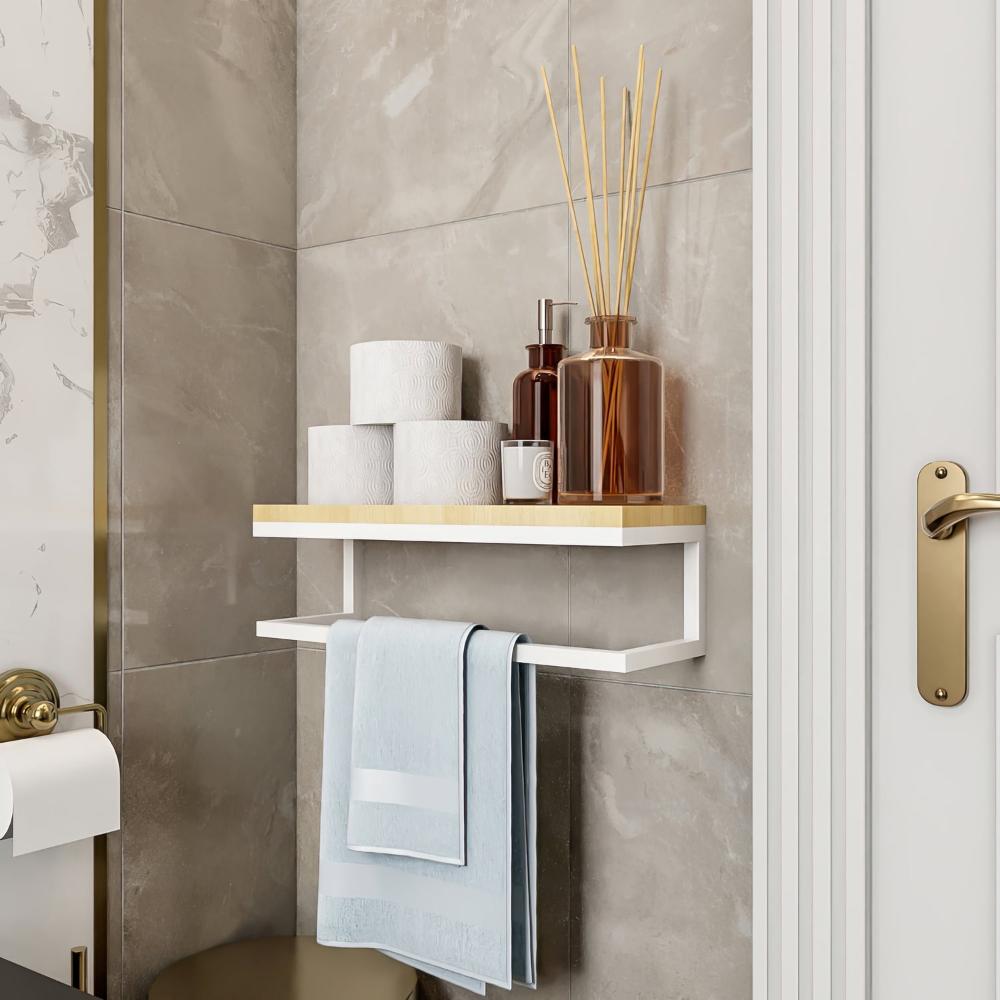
(752, 0, 872, 996)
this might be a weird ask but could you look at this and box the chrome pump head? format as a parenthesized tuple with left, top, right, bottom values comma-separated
(536, 298, 575, 345)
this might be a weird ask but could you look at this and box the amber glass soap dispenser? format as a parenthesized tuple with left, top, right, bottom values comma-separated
(512, 299, 571, 501)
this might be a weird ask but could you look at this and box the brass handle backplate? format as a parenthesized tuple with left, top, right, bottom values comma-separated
(917, 461, 977, 706)
(0, 669, 107, 742)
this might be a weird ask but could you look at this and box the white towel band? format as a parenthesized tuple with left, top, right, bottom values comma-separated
(324, 862, 506, 934)
(350, 767, 460, 815)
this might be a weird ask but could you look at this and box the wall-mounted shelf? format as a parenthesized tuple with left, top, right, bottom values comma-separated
(253, 503, 705, 547)
(254, 503, 707, 672)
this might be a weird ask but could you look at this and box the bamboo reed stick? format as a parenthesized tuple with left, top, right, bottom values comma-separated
(571, 46, 606, 316)
(615, 46, 645, 315)
(540, 66, 597, 316)
(616, 87, 628, 306)
(600, 77, 610, 311)
(624, 67, 663, 308)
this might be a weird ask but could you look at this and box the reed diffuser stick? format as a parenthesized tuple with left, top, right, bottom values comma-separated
(571, 46, 606, 316)
(616, 46, 645, 315)
(600, 77, 610, 311)
(616, 87, 628, 304)
(625, 67, 663, 308)
(540, 66, 597, 316)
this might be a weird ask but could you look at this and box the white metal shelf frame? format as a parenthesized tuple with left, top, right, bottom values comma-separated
(256, 528, 707, 674)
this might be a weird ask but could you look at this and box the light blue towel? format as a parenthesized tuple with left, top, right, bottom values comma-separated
(348, 617, 478, 865)
(317, 620, 537, 995)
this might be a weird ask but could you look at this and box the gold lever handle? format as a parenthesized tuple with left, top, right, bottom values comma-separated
(923, 490, 1000, 539)
(0, 669, 107, 742)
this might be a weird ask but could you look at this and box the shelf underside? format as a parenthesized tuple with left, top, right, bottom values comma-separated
(253, 503, 705, 547)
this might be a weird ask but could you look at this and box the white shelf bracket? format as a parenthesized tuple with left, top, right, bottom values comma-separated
(258, 528, 707, 675)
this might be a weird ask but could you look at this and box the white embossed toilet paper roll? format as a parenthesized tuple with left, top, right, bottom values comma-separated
(394, 421, 508, 504)
(350, 341, 462, 425)
(308, 425, 393, 504)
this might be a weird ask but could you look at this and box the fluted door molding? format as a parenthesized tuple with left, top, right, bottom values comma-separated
(752, 0, 871, 997)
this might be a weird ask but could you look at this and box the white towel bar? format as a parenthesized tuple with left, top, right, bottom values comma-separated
(257, 534, 706, 674)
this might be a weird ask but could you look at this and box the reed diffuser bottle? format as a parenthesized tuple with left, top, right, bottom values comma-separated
(542, 44, 666, 504)
(559, 315, 663, 503)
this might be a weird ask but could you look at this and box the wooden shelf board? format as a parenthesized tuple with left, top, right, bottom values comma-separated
(253, 503, 705, 529)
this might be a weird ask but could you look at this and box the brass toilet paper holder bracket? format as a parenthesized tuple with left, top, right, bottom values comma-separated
(0, 669, 107, 742)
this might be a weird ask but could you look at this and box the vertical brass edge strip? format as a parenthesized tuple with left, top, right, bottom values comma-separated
(92, 0, 110, 994)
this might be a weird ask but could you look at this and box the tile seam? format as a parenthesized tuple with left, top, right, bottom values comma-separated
(123, 645, 295, 674)
(121, 208, 296, 252)
(295, 167, 752, 254)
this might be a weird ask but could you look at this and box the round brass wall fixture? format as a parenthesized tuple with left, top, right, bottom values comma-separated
(0, 668, 107, 742)
(0, 669, 61, 741)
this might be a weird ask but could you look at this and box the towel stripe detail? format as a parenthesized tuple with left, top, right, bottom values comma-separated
(350, 767, 460, 815)
(325, 862, 506, 934)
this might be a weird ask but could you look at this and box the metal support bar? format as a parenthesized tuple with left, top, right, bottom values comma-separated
(257, 532, 707, 674)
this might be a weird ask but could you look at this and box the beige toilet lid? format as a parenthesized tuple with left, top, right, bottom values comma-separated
(149, 936, 417, 1000)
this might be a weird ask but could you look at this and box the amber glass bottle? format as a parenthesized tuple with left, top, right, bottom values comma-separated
(511, 299, 571, 502)
(513, 343, 564, 441)
(558, 315, 664, 504)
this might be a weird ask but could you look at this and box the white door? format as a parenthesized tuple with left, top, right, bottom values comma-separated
(0, 3, 100, 992)
(872, 0, 999, 996)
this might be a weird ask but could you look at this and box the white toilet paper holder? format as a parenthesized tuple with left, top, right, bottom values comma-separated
(0, 669, 107, 742)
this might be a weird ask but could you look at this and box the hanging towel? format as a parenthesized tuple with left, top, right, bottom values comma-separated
(317, 620, 537, 995)
(348, 616, 478, 865)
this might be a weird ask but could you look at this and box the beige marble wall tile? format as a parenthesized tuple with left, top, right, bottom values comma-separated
(568, 171, 752, 693)
(108, 209, 123, 672)
(570, 680, 751, 999)
(567, 0, 751, 195)
(298, 0, 568, 247)
(358, 542, 570, 646)
(122, 214, 296, 669)
(107, 0, 122, 210)
(297, 203, 569, 618)
(121, 651, 297, 1000)
(124, 0, 296, 246)
(296, 647, 325, 936)
(105, 670, 123, 1000)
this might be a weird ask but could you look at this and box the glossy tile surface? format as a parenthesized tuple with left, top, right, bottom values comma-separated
(567, 0, 752, 195)
(122, 214, 296, 669)
(570, 681, 752, 999)
(122, 651, 297, 999)
(297, 203, 568, 617)
(298, 0, 568, 246)
(124, 0, 296, 245)
(568, 172, 752, 693)
(107, 0, 122, 209)
(108, 209, 123, 673)
(296, 647, 325, 936)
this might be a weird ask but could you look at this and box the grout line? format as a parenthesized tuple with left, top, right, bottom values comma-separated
(122, 645, 295, 675)
(539, 669, 752, 697)
(296, 167, 752, 254)
(120, 208, 296, 252)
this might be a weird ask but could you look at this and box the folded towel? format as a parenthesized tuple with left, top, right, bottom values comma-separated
(348, 617, 478, 865)
(318, 620, 537, 995)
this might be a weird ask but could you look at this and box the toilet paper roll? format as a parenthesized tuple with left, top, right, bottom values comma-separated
(394, 421, 508, 504)
(350, 341, 462, 425)
(0, 729, 120, 856)
(308, 425, 393, 504)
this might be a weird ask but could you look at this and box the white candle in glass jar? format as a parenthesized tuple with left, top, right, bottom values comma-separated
(501, 440, 554, 504)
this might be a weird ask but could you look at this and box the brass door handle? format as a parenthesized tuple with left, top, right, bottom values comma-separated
(923, 490, 1000, 539)
(914, 460, 1000, 707)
